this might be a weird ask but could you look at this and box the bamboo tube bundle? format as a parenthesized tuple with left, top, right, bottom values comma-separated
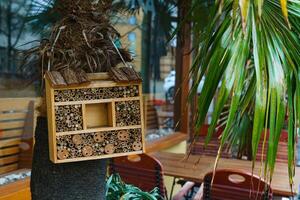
(54, 85, 139, 103)
(115, 101, 141, 126)
(55, 104, 83, 132)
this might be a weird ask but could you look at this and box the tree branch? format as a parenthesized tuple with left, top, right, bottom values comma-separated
(0, 28, 8, 36)
(12, 2, 32, 47)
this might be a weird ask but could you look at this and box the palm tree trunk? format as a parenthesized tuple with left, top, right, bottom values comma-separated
(31, 117, 107, 200)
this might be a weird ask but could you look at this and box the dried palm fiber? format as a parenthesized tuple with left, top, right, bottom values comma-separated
(24, 0, 132, 78)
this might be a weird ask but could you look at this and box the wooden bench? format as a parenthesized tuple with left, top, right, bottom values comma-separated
(0, 98, 40, 175)
(0, 169, 31, 200)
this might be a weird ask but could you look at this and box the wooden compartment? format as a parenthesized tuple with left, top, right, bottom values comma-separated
(45, 72, 145, 163)
(85, 103, 113, 129)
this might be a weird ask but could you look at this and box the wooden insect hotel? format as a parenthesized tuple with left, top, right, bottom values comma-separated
(45, 68, 145, 163)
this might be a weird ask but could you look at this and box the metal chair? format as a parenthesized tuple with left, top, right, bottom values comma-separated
(109, 153, 167, 199)
(170, 124, 230, 199)
(203, 169, 272, 200)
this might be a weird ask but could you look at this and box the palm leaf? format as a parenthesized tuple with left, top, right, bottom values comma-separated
(189, 0, 300, 186)
(280, 0, 291, 28)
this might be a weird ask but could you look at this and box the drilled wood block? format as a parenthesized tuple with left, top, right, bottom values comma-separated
(45, 73, 145, 163)
(115, 100, 141, 126)
(55, 129, 143, 160)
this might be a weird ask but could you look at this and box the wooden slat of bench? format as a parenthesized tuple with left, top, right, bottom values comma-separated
(147, 125, 159, 130)
(0, 163, 18, 174)
(0, 155, 19, 166)
(0, 129, 23, 139)
(0, 98, 36, 111)
(0, 138, 21, 148)
(147, 119, 158, 125)
(0, 147, 19, 157)
(0, 112, 28, 121)
(0, 121, 25, 130)
(147, 115, 158, 120)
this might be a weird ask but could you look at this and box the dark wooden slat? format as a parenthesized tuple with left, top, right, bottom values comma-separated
(0, 164, 18, 174)
(0, 155, 19, 166)
(0, 113, 28, 121)
(60, 68, 79, 85)
(45, 71, 67, 86)
(0, 121, 25, 130)
(75, 68, 90, 84)
(109, 68, 129, 82)
(0, 147, 19, 157)
(120, 67, 142, 82)
(0, 138, 21, 148)
(0, 129, 23, 139)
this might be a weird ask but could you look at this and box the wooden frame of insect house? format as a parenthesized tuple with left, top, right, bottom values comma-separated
(45, 72, 145, 163)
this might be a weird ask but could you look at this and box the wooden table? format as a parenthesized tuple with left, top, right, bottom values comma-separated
(153, 152, 300, 197)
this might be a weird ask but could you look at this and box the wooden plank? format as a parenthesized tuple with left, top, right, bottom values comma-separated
(87, 72, 110, 80)
(120, 67, 142, 82)
(0, 98, 35, 111)
(45, 78, 57, 163)
(0, 155, 19, 166)
(0, 147, 19, 157)
(0, 129, 23, 139)
(60, 68, 79, 85)
(0, 112, 28, 121)
(0, 163, 18, 174)
(45, 71, 67, 87)
(109, 68, 129, 82)
(0, 121, 25, 130)
(75, 68, 90, 84)
(111, 101, 116, 127)
(139, 84, 146, 153)
(0, 138, 21, 148)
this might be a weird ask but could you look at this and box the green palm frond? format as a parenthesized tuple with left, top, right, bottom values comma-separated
(105, 173, 163, 200)
(190, 0, 300, 186)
